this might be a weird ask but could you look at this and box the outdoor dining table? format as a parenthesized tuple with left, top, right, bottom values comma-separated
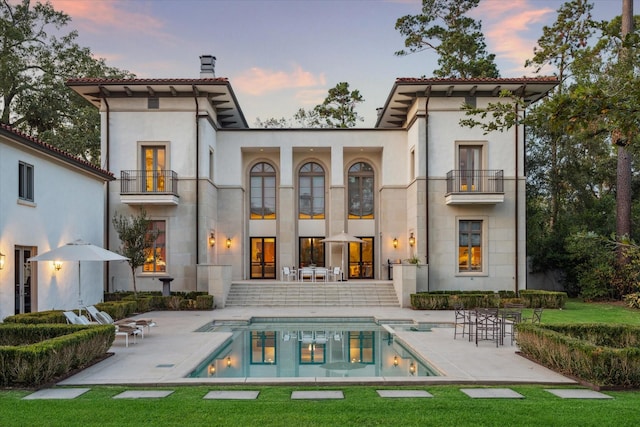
(298, 266, 328, 282)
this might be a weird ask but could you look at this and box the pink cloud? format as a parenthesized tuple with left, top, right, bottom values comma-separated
(234, 65, 326, 96)
(49, 0, 166, 37)
(475, 0, 556, 75)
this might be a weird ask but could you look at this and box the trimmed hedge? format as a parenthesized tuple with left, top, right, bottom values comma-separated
(103, 291, 214, 312)
(410, 290, 567, 310)
(3, 310, 67, 324)
(0, 324, 114, 387)
(516, 323, 640, 388)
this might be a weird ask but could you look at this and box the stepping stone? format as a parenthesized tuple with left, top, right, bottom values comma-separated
(291, 390, 344, 400)
(23, 388, 90, 400)
(545, 389, 613, 399)
(377, 390, 433, 398)
(203, 391, 260, 400)
(113, 390, 174, 399)
(461, 388, 524, 399)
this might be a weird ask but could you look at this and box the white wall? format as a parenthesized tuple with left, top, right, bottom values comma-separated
(0, 137, 108, 321)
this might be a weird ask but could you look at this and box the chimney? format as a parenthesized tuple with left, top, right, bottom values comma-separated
(200, 55, 216, 78)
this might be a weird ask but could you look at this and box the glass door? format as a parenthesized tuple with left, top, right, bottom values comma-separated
(142, 146, 166, 192)
(348, 237, 374, 279)
(14, 247, 33, 314)
(298, 237, 325, 268)
(250, 237, 276, 279)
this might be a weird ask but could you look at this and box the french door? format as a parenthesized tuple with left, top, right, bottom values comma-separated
(250, 237, 276, 279)
(348, 237, 374, 279)
(15, 246, 34, 315)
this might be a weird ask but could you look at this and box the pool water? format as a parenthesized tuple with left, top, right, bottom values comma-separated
(189, 317, 440, 379)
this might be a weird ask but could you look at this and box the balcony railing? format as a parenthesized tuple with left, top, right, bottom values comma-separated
(445, 170, 504, 205)
(121, 170, 178, 195)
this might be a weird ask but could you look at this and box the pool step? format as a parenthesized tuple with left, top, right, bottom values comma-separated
(225, 282, 400, 307)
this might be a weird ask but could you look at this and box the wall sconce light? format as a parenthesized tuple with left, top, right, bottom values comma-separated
(0, 252, 5, 270)
(226, 238, 232, 249)
(409, 361, 416, 375)
(209, 232, 216, 247)
(52, 260, 62, 271)
(393, 355, 399, 367)
(208, 364, 216, 376)
(409, 233, 415, 247)
(392, 238, 398, 249)
(226, 356, 232, 368)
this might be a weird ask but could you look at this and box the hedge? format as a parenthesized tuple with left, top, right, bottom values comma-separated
(0, 324, 114, 387)
(519, 290, 567, 308)
(410, 290, 567, 310)
(516, 323, 640, 388)
(3, 310, 67, 324)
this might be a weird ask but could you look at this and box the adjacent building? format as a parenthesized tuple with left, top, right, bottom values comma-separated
(0, 125, 114, 320)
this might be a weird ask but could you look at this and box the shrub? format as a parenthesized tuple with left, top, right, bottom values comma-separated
(519, 290, 567, 308)
(516, 323, 640, 388)
(3, 310, 67, 324)
(0, 324, 114, 387)
(196, 294, 214, 310)
(624, 292, 640, 309)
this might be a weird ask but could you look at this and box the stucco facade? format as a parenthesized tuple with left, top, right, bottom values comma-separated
(0, 125, 113, 320)
(68, 64, 556, 296)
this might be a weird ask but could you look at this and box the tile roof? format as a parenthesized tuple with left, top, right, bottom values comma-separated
(0, 124, 114, 180)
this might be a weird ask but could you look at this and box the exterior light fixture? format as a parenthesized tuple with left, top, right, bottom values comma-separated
(209, 232, 215, 247)
(226, 356, 232, 368)
(392, 238, 398, 249)
(226, 238, 232, 249)
(409, 233, 415, 247)
(409, 361, 416, 375)
(0, 251, 5, 270)
(208, 364, 216, 376)
(52, 260, 63, 271)
(393, 355, 399, 367)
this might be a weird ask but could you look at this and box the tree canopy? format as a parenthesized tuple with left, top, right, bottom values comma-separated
(395, 0, 499, 78)
(0, 0, 133, 164)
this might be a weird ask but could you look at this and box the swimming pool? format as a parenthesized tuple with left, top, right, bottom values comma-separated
(189, 317, 440, 379)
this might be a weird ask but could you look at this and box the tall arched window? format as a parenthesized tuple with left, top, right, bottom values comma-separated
(348, 162, 374, 219)
(250, 162, 276, 219)
(299, 162, 325, 219)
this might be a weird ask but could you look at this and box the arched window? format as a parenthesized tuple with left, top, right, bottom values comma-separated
(348, 162, 374, 219)
(250, 162, 276, 219)
(298, 162, 325, 219)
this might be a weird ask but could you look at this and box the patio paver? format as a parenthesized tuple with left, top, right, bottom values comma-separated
(23, 388, 91, 400)
(291, 390, 344, 399)
(203, 391, 260, 400)
(461, 388, 524, 398)
(377, 390, 433, 398)
(545, 389, 613, 399)
(113, 390, 174, 399)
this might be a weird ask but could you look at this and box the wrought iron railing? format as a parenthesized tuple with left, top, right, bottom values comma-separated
(446, 170, 504, 194)
(120, 170, 178, 195)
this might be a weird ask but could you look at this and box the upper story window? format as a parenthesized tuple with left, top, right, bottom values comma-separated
(142, 146, 166, 192)
(143, 219, 166, 273)
(348, 162, 374, 219)
(458, 145, 482, 191)
(18, 161, 34, 202)
(148, 97, 159, 109)
(250, 162, 276, 219)
(298, 162, 324, 219)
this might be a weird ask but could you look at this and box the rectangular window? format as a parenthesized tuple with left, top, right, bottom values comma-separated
(18, 161, 34, 202)
(459, 220, 482, 272)
(208, 149, 214, 181)
(299, 237, 325, 267)
(348, 331, 375, 364)
(142, 146, 166, 192)
(458, 145, 482, 192)
(148, 97, 159, 109)
(250, 331, 277, 364)
(299, 341, 326, 364)
(143, 220, 166, 273)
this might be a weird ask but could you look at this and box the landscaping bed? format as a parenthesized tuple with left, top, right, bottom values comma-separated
(0, 323, 114, 387)
(516, 323, 640, 389)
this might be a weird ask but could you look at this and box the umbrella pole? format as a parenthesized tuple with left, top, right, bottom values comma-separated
(78, 261, 82, 316)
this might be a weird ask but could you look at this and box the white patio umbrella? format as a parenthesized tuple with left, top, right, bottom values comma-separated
(28, 239, 128, 314)
(320, 232, 364, 281)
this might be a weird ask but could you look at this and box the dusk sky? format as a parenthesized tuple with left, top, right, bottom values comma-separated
(47, 0, 638, 127)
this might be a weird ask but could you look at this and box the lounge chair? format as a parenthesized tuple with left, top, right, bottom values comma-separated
(65, 310, 138, 348)
(85, 305, 156, 336)
(63, 311, 94, 325)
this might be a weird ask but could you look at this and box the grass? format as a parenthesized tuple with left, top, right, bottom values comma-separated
(2, 385, 640, 426)
(1, 299, 639, 426)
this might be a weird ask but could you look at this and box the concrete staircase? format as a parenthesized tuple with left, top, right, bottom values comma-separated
(225, 281, 399, 307)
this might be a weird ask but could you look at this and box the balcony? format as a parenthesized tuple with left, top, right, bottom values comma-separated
(120, 170, 179, 205)
(445, 170, 504, 205)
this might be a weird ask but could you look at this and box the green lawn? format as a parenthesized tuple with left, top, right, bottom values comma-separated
(1, 300, 639, 426)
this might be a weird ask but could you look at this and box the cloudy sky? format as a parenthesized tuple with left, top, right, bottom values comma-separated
(47, 0, 637, 127)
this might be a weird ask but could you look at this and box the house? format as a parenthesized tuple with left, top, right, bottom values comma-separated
(67, 56, 557, 299)
(0, 125, 114, 320)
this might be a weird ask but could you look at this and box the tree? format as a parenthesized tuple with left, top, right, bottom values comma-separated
(0, 0, 133, 164)
(395, 0, 499, 78)
(314, 82, 364, 128)
(254, 117, 291, 128)
(112, 210, 159, 297)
